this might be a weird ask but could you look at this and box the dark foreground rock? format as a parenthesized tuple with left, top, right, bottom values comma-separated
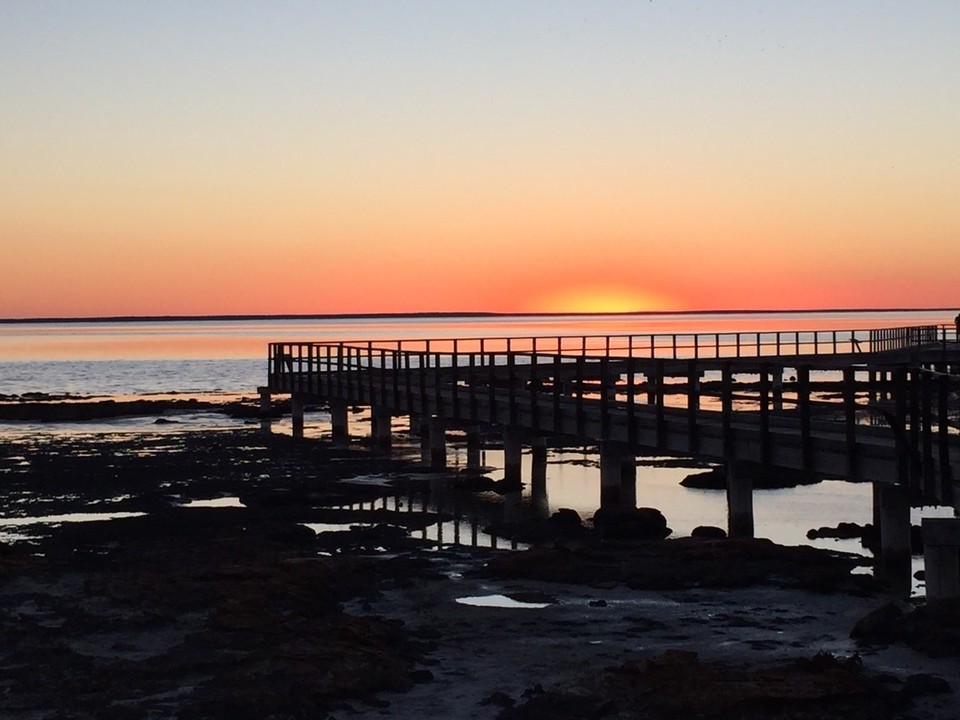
(0, 511, 432, 720)
(852, 599, 960, 657)
(0, 396, 283, 421)
(592, 506, 671, 540)
(482, 537, 877, 594)
(0, 429, 444, 719)
(497, 650, 922, 720)
(2, 425, 957, 719)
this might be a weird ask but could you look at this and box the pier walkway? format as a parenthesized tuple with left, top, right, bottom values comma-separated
(263, 323, 960, 597)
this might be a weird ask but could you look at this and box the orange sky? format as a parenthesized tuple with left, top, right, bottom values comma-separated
(2, 3, 959, 319)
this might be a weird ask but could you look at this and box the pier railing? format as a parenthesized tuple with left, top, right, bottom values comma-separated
(270, 324, 946, 376)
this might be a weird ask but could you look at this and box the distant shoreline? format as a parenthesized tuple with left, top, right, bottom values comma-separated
(0, 307, 955, 325)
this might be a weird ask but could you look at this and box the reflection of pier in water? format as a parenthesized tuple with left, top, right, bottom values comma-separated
(263, 323, 960, 597)
(321, 483, 529, 551)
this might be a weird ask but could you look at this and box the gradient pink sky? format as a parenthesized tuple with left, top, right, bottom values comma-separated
(2, 2, 959, 318)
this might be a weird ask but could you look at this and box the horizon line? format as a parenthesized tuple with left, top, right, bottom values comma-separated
(1, 306, 957, 325)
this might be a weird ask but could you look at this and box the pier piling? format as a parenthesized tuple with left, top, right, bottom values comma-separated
(922, 517, 960, 600)
(726, 461, 754, 538)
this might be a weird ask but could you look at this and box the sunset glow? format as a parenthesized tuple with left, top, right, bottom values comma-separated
(528, 286, 677, 315)
(2, 2, 959, 319)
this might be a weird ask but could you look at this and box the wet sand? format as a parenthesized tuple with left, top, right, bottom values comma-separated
(1, 422, 958, 719)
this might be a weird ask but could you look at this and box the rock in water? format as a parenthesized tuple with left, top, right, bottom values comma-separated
(592, 507, 671, 540)
(691, 525, 727, 540)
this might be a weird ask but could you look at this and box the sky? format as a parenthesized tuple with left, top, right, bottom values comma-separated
(2, 1, 959, 318)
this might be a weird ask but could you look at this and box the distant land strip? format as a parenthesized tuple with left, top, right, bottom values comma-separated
(0, 308, 956, 325)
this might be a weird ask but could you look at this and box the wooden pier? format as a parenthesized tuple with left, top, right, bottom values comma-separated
(263, 323, 960, 596)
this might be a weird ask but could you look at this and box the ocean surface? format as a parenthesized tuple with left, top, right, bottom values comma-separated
(1, 310, 956, 593)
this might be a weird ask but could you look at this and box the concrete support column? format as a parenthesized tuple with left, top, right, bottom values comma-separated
(621, 453, 637, 508)
(371, 407, 392, 452)
(600, 443, 635, 509)
(923, 518, 960, 601)
(603, 373, 618, 403)
(646, 372, 658, 404)
(291, 395, 305, 439)
(503, 489, 523, 524)
(419, 422, 430, 464)
(258, 386, 271, 414)
(503, 427, 524, 486)
(874, 482, 912, 591)
(531, 437, 548, 496)
(258, 386, 272, 433)
(466, 429, 482, 470)
(429, 416, 447, 470)
(330, 400, 349, 446)
(772, 368, 784, 411)
(726, 461, 754, 538)
(409, 413, 423, 436)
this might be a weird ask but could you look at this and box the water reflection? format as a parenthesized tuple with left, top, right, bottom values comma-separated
(326, 487, 526, 551)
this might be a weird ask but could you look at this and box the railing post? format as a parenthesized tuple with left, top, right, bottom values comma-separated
(921, 368, 935, 500)
(575, 355, 585, 437)
(433, 350, 442, 416)
(508, 350, 517, 425)
(419, 351, 428, 416)
(721, 361, 733, 457)
(452, 339, 459, 419)
(687, 359, 699, 453)
(909, 367, 920, 488)
(759, 363, 770, 465)
(553, 350, 562, 434)
(843, 366, 858, 478)
(939, 374, 954, 505)
(798, 366, 812, 471)
(600, 355, 610, 438)
(654, 359, 665, 447)
(468, 351, 478, 422)
(487, 347, 497, 425)
(626, 357, 636, 445)
(530, 341, 540, 432)
(365, 342, 374, 404)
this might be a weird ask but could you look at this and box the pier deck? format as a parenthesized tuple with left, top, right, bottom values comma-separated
(268, 325, 960, 499)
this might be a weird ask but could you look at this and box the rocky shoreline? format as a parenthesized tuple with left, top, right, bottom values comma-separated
(1, 423, 958, 718)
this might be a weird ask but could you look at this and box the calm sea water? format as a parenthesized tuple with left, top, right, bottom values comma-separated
(1, 310, 955, 590)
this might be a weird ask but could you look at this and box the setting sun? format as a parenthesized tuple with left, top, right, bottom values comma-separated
(527, 286, 678, 315)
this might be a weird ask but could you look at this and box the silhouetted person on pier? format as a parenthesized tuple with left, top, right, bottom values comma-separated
(955, 313, 960, 340)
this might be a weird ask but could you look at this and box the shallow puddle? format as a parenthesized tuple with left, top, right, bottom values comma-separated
(0, 511, 147, 526)
(179, 497, 246, 508)
(455, 594, 554, 609)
